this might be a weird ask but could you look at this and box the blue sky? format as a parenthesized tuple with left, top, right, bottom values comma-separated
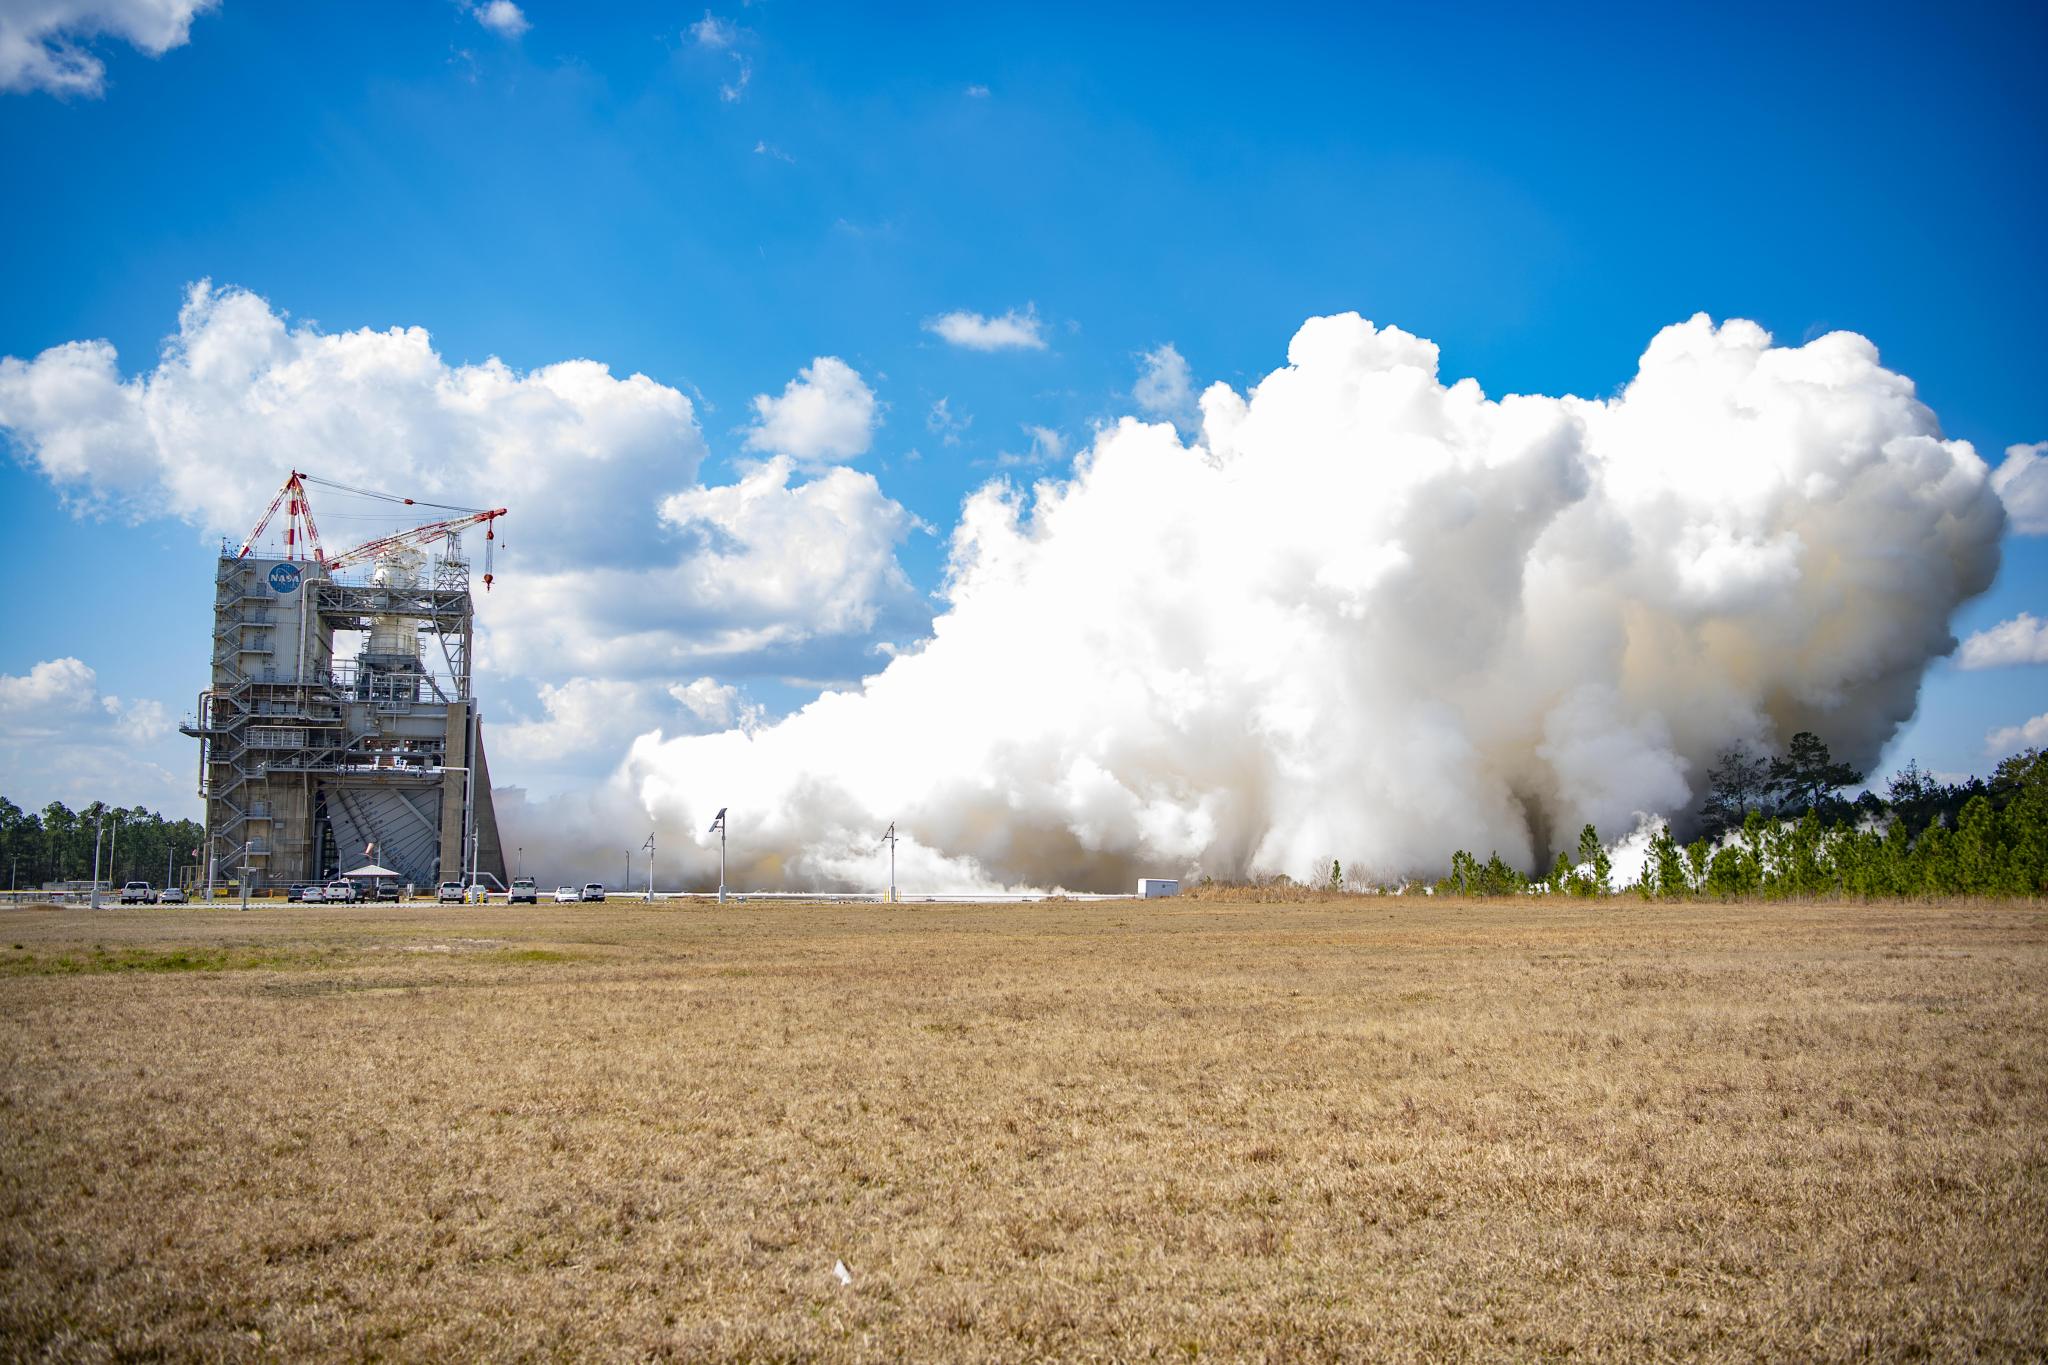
(2, 0, 2044, 821)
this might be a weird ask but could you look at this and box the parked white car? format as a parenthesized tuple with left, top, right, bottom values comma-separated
(581, 882, 606, 902)
(437, 881, 465, 903)
(158, 887, 188, 904)
(324, 880, 358, 903)
(553, 886, 578, 903)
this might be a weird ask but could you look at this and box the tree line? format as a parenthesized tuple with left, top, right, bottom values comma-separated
(1436, 741, 2047, 899)
(0, 798, 206, 890)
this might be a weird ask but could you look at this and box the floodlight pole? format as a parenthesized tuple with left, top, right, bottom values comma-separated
(91, 814, 104, 909)
(643, 832, 655, 903)
(719, 822, 726, 904)
(882, 822, 897, 904)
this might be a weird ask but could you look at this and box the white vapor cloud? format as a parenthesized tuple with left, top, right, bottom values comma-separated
(1991, 442, 2048, 535)
(0, 0, 214, 96)
(744, 356, 878, 463)
(1957, 612, 2048, 669)
(1986, 712, 2048, 758)
(1133, 342, 1197, 431)
(924, 307, 1048, 352)
(965, 83, 990, 98)
(473, 1, 529, 39)
(601, 313, 2003, 894)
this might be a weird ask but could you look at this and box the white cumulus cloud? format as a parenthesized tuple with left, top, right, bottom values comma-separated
(473, 1, 529, 39)
(0, 0, 215, 96)
(669, 677, 763, 731)
(743, 356, 878, 463)
(0, 281, 705, 570)
(926, 397, 970, 446)
(595, 312, 2002, 894)
(924, 307, 1048, 352)
(690, 11, 736, 47)
(1957, 612, 2048, 669)
(1986, 712, 2048, 758)
(1991, 442, 2048, 535)
(1133, 342, 1197, 431)
(0, 657, 182, 810)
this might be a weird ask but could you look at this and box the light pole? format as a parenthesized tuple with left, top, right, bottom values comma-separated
(882, 822, 897, 904)
(90, 812, 105, 909)
(108, 811, 122, 891)
(643, 832, 655, 903)
(708, 808, 727, 903)
(516, 845, 523, 878)
(209, 842, 254, 912)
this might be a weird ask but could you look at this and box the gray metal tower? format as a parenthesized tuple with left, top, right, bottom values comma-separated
(182, 538, 506, 896)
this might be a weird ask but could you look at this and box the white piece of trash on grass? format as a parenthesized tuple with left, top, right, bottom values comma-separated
(833, 1260, 853, 1287)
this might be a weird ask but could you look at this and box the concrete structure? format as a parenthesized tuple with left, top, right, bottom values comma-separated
(182, 545, 506, 895)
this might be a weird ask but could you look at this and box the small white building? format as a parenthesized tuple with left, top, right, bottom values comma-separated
(1138, 878, 1180, 898)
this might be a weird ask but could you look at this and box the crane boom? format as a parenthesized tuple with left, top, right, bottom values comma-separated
(324, 508, 508, 589)
(235, 470, 327, 564)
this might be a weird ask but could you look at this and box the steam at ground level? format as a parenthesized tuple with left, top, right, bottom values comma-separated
(504, 313, 2005, 892)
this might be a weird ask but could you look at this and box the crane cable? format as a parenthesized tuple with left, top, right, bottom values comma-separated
(298, 473, 486, 516)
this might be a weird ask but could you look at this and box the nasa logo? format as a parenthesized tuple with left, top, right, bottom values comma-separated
(267, 562, 302, 594)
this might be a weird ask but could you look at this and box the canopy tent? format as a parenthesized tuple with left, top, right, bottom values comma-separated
(341, 864, 400, 879)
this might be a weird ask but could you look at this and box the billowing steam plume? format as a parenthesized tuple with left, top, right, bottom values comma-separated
(519, 313, 2006, 891)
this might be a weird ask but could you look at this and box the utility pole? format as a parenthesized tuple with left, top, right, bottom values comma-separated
(643, 832, 655, 903)
(91, 813, 104, 909)
(240, 843, 251, 912)
(709, 808, 727, 903)
(109, 812, 121, 889)
(882, 822, 897, 904)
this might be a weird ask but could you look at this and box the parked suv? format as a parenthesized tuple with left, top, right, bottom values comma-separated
(119, 881, 156, 904)
(581, 882, 606, 902)
(437, 880, 465, 903)
(508, 877, 538, 904)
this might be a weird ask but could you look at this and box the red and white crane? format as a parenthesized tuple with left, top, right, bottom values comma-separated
(236, 471, 507, 590)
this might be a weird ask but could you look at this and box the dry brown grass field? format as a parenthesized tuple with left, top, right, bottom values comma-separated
(1, 896, 2043, 1361)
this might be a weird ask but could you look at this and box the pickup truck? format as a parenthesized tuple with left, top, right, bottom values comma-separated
(119, 881, 156, 904)
(437, 881, 465, 903)
(508, 877, 538, 904)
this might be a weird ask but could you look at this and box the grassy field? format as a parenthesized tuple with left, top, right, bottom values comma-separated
(1, 897, 2042, 1361)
